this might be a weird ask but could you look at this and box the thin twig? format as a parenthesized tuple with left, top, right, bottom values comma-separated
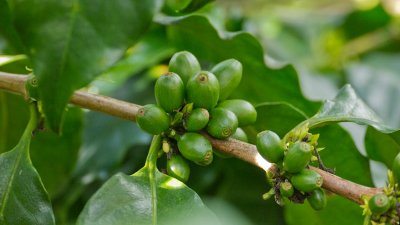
(0, 71, 383, 204)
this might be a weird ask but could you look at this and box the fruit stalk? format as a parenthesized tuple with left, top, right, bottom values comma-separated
(0, 71, 384, 205)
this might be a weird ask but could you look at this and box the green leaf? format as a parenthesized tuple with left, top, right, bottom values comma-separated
(77, 171, 219, 225)
(0, 105, 55, 225)
(254, 102, 307, 137)
(365, 127, 400, 167)
(285, 196, 364, 225)
(182, 0, 214, 13)
(94, 26, 174, 95)
(78, 136, 218, 225)
(0, 91, 29, 153)
(305, 84, 397, 133)
(158, 15, 319, 116)
(7, 0, 157, 132)
(0, 0, 24, 54)
(30, 107, 83, 197)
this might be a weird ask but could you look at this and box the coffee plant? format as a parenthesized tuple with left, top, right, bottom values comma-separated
(1, 1, 400, 225)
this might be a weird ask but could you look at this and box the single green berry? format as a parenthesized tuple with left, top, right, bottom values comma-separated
(167, 154, 190, 183)
(211, 59, 242, 101)
(280, 181, 294, 198)
(369, 193, 390, 215)
(184, 108, 209, 131)
(136, 104, 170, 135)
(178, 133, 213, 166)
(155, 72, 184, 113)
(186, 71, 220, 110)
(307, 188, 327, 211)
(290, 169, 323, 192)
(207, 108, 238, 139)
(283, 142, 312, 173)
(392, 152, 400, 183)
(169, 51, 201, 84)
(231, 128, 248, 142)
(256, 130, 284, 163)
(217, 99, 257, 126)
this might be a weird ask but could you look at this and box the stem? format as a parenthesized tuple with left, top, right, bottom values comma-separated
(0, 72, 384, 204)
(145, 135, 162, 225)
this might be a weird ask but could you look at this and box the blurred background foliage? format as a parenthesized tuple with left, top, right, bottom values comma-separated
(1, 0, 400, 224)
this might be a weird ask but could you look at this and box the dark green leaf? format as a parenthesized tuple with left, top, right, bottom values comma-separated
(316, 125, 373, 186)
(94, 26, 174, 95)
(365, 127, 400, 167)
(182, 0, 215, 13)
(77, 171, 219, 225)
(306, 84, 397, 133)
(158, 15, 319, 116)
(74, 74, 153, 178)
(0, 105, 55, 225)
(0, 0, 24, 54)
(30, 107, 83, 197)
(285, 196, 364, 225)
(0, 91, 29, 153)
(8, 0, 157, 131)
(253, 102, 307, 138)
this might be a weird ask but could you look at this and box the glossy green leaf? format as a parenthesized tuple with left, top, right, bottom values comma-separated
(158, 15, 319, 116)
(7, 0, 157, 131)
(306, 84, 397, 133)
(0, 105, 55, 225)
(77, 171, 219, 225)
(78, 135, 218, 225)
(365, 127, 400, 167)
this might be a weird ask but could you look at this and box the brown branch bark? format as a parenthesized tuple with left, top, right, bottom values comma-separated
(0, 71, 383, 204)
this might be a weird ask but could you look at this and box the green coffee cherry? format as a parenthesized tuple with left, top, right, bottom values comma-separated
(290, 169, 323, 192)
(184, 108, 209, 131)
(369, 193, 390, 215)
(167, 154, 190, 183)
(283, 142, 312, 173)
(231, 128, 248, 142)
(256, 130, 284, 163)
(178, 133, 213, 166)
(207, 108, 238, 139)
(307, 188, 327, 211)
(186, 71, 220, 110)
(155, 72, 184, 113)
(169, 51, 201, 84)
(392, 152, 400, 183)
(279, 181, 294, 198)
(217, 99, 257, 126)
(211, 59, 242, 101)
(137, 104, 170, 135)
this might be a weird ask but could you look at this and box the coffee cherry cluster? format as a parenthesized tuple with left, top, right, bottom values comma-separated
(361, 153, 400, 225)
(136, 51, 257, 183)
(257, 125, 327, 210)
